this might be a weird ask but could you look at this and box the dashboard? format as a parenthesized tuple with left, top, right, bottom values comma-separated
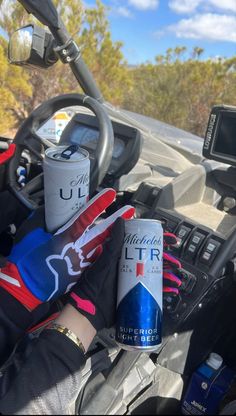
(60, 114, 142, 181)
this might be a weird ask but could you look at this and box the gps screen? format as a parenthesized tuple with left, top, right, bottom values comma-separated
(213, 113, 236, 158)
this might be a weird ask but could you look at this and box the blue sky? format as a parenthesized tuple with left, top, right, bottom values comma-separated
(86, 0, 236, 64)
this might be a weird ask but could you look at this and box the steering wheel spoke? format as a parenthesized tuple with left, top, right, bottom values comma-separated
(26, 143, 44, 161)
(15, 173, 44, 210)
(29, 131, 57, 150)
(23, 172, 44, 195)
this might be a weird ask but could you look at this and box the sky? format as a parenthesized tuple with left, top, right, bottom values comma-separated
(86, 0, 236, 65)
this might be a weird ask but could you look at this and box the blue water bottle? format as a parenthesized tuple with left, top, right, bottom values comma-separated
(182, 353, 236, 415)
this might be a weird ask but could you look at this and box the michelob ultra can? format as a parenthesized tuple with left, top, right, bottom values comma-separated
(116, 219, 163, 351)
(44, 145, 90, 232)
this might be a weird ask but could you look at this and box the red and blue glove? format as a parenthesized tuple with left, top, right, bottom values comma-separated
(0, 189, 135, 310)
(163, 233, 182, 295)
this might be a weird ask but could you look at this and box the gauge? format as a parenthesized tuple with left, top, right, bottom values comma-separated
(69, 124, 125, 159)
(113, 138, 125, 159)
(70, 125, 99, 150)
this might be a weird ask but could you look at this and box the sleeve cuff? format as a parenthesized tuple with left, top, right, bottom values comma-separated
(41, 330, 87, 365)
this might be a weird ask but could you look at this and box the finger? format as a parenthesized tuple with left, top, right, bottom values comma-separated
(163, 232, 177, 247)
(55, 188, 117, 237)
(79, 205, 135, 253)
(83, 220, 124, 275)
(163, 287, 179, 295)
(163, 252, 182, 269)
(164, 271, 182, 287)
(87, 244, 103, 263)
(103, 217, 125, 257)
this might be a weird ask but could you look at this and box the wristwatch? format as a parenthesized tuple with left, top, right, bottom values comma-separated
(45, 322, 86, 354)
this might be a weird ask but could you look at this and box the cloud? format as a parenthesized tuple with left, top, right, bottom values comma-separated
(169, 0, 236, 14)
(169, 0, 201, 14)
(114, 7, 134, 18)
(168, 13, 236, 42)
(128, 0, 159, 10)
(209, 0, 236, 12)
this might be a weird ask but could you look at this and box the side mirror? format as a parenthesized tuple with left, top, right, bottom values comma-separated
(8, 25, 33, 63)
(8, 24, 58, 68)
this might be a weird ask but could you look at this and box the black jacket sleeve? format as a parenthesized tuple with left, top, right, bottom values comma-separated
(0, 288, 52, 365)
(0, 288, 33, 365)
(0, 289, 86, 414)
(0, 331, 86, 415)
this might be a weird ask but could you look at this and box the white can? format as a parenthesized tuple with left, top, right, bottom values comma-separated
(44, 145, 90, 232)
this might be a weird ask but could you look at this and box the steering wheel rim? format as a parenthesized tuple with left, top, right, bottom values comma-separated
(7, 94, 114, 210)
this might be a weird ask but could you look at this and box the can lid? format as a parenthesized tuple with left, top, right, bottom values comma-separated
(126, 218, 162, 225)
(45, 145, 89, 162)
(206, 353, 223, 370)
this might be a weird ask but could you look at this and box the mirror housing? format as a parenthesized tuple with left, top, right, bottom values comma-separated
(16, 0, 104, 101)
(8, 24, 58, 68)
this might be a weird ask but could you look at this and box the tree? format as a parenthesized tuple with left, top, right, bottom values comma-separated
(123, 47, 236, 137)
(0, 36, 32, 135)
(0, 0, 132, 132)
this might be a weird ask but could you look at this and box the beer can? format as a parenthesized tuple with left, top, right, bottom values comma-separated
(44, 145, 90, 232)
(116, 219, 163, 352)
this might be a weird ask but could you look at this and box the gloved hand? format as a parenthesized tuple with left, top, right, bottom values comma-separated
(68, 217, 125, 332)
(0, 189, 135, 311)
(163, 232, 182, 295)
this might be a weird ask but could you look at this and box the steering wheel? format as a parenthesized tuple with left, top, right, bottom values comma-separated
(7, 94, 114, 210)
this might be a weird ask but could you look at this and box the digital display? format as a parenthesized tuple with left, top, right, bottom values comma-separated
(70, 125, 99, 151)
(70, 124, 125, 159)
(213, 113, 236, 158)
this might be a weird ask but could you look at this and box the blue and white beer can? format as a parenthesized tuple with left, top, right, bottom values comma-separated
(116, 219, 163, 352)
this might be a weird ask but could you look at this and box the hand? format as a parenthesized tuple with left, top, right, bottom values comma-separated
(68, 218, 125, 332)
(0, 189, 135, 310)
(163, 232, 182, 295)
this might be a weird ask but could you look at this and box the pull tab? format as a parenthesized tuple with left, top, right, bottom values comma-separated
(61, 145, 79, 160)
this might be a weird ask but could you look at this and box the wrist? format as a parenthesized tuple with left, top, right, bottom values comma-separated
(55, 304, 97, 352)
